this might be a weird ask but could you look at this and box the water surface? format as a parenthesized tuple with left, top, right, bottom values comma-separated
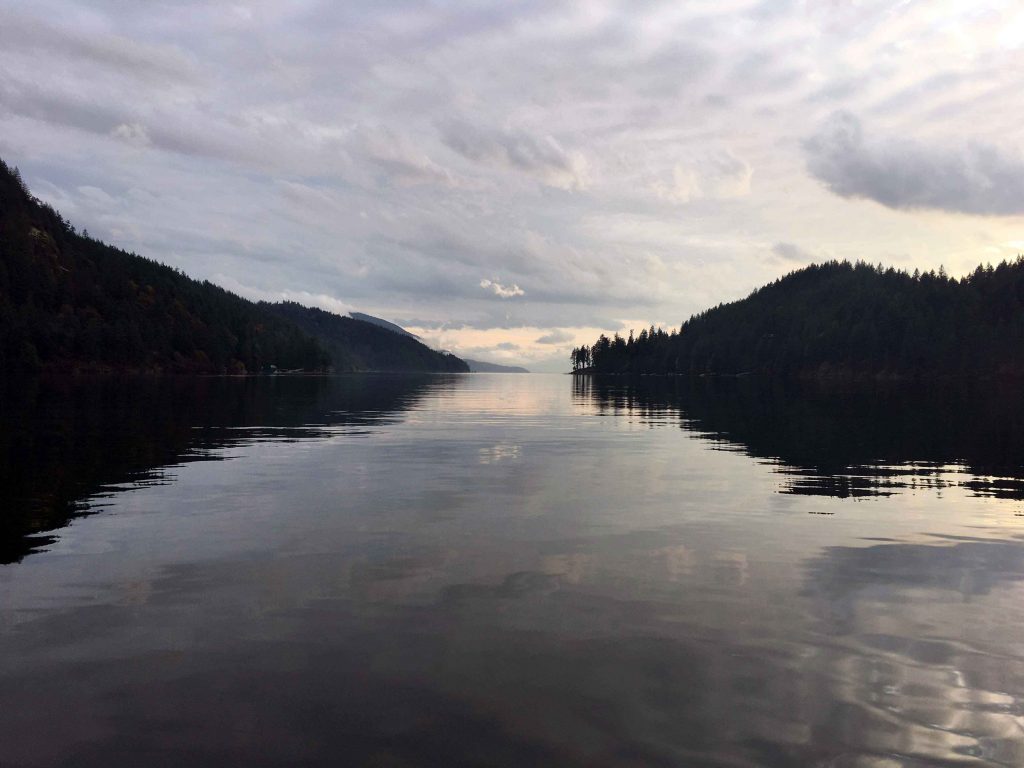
(2, 374, 1023, 767)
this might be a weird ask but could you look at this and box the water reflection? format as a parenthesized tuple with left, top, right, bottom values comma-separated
(2, 374, 1024, 766)
(6, 522, 1023, 765)
(574, 375, 1024, 500)
(0, 374, 459, 563)
(801, 535, 1024, 765)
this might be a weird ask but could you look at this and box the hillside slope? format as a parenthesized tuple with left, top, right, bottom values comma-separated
(0, 159, 328, 373)
(266, 302, 469, 373)
(0, 158, 469, 374)
(573, 260, 1024, 378)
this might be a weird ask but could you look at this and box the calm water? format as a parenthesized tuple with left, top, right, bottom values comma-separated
(2, 374, 1024, 767)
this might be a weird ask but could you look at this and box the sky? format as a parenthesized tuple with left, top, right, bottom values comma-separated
(1, 1, 1023, 371)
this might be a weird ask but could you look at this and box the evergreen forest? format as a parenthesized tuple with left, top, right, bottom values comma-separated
(0, 158, 467, 374)
(572, 260, 1024, 378)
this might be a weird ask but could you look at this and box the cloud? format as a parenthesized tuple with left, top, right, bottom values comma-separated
(653, 150, 753, 203)
(0, 12, 197, 85)
(535, 329, 574, 345)
(357, 126, 456, 187)
(804, 111, 1024, 215)
(111, 122, 151, 146)
(480, 279, 525, 298)
(770, 242, 813, 264)
(0, 80, 269, 166)
(442, 121, 587, 189)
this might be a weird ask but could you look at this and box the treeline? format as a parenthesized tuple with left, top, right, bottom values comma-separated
(572, 260, 1024, 378)
(0, 158, 467, 374)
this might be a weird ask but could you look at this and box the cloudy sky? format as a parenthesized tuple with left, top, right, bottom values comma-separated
(2, 1, 1023, 370)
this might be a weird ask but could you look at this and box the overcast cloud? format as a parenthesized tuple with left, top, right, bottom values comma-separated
(2, 0, 1023, 370)
(805, 111, 1024, 215)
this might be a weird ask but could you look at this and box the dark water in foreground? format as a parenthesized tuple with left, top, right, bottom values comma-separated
(2, 374, 1024, 767)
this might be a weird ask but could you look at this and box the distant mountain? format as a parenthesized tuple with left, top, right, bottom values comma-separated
(572, 260, 1024, 379)
(267, 303, 468, 373)
(464, 359, 529, 373)
(348, 311, 420, 339)
(0, 157, 466, 374)
(345, 311, 527, 372)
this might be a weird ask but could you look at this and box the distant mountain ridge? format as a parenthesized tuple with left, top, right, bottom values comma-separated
(572, 260, 1024, 379)
(0, 157, 467, 374)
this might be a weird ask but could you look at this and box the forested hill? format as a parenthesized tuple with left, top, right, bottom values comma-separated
(0, 158, 467, 374)
(572, 260, 1024, 379)
(266, 303, 468, 373)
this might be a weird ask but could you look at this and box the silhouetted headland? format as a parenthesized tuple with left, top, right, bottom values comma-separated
(572, 259, 1024, 379)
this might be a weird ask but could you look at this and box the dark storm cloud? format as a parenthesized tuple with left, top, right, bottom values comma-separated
(804, 111, 1024, 215)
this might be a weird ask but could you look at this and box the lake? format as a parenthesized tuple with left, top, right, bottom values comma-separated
(2, 373, 1023, 767)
